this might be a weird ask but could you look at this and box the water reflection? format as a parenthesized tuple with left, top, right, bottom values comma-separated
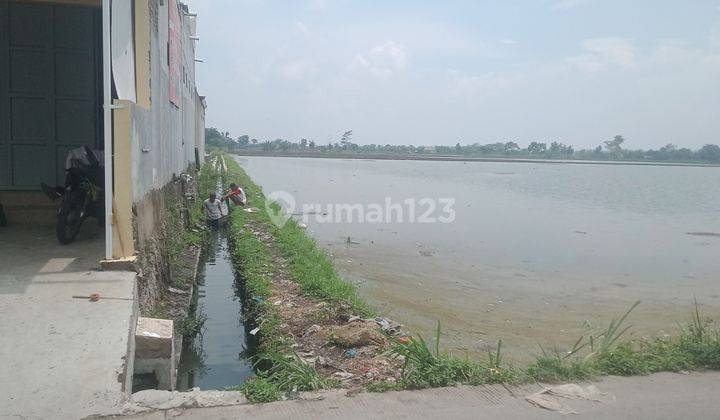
(177, 230, 255, 390)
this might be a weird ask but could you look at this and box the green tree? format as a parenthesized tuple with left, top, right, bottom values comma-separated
(527, 142, 546, 154)
(504, 141, 520, 153)
(698, 144, 720, 163)
(340, 130, 354, 149)
(604, 135, 625, 154)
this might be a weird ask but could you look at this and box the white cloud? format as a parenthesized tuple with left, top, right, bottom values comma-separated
(307, 0, 328, 11)
(711, 20, 720, 47)
(279, 59, 317, 81)
(350, 41, 408, 79)
(552, 0, 592, 10)
(566, 37, 636, 72)
(295, 21, 310, 36)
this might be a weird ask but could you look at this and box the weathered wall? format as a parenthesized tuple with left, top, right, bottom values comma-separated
(112, 0, 204, 257)
(132, 0, 199, 202)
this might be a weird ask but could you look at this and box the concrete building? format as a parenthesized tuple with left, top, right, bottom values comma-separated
(0, 0, 206, 260)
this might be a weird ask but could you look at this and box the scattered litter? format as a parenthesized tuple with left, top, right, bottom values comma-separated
(574, 230, 588, 235)
(345, 348, 358, 358)
(526, 392, 568, 413)
(346, 388, 363, 397)
(303, 324, 322, 338)
(249, 327, 260, 335)
(333, 372, 354, 380)
(546, 384, 604, 401)
(330, 321, 388, 348)
(243, 207, 259, 213)
(348, 315, 362, 323)
(273, 299, 283, 305)
(168, 287, 189, 295)
(72, 293, 132, 302)
(252, 297, 265, 303)
(686, 231, 720, 237)
(298, 222, 308, 229)
(374, 317, 403, 335)
(397, 336, 412, 345)
(525, 384, 608, 414)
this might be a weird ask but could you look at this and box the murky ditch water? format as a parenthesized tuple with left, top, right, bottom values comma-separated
(177, 230, 255, 390)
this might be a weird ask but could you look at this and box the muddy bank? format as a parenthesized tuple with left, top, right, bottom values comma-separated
(333, 244, 720, 362)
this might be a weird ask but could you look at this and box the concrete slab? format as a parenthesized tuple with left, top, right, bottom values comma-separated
(0, 225, 138, 419)
(0, 224, 104, 294)
(104, 371, 720, 420)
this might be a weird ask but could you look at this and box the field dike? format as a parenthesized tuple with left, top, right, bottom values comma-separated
(217, 153, 720, 404)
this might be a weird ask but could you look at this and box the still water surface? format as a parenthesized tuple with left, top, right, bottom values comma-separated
(178, 232, 254, 390)
(237, 156, 720, 360)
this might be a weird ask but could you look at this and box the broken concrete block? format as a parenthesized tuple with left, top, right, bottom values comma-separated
(135, 317, 175, 390)
(136, 317, 173, 359)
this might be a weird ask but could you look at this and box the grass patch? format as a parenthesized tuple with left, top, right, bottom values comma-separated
(218, 153, 370, 402)
(223, 155, 370, 316)
(388, 301, 720, 391)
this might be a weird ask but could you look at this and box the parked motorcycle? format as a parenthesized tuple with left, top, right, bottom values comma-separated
(43, 146, 105, 244)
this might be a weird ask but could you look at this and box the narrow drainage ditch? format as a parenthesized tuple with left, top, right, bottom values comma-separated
(177, 229, 256, 390)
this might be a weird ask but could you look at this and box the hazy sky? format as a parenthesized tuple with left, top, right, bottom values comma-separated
(184, 0, 720, 149)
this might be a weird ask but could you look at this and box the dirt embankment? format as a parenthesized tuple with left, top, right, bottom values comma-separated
(244, 219, 406, 387)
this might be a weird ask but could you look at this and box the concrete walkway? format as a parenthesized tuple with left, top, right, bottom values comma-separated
(0, 225, 138, 419)
(109, 371, 720, 420)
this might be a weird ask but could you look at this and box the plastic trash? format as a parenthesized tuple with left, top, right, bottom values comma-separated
(345, 348, 358, 358)
(374, 317, 402, 335)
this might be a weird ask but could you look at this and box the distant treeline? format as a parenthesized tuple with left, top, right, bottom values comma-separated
(206, 128, 720, 164)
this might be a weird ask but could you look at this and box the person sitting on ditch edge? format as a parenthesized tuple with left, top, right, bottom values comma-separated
(223, 183, 247, 207)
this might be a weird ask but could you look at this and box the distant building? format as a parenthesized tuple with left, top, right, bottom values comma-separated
(0, 0, 206, 260)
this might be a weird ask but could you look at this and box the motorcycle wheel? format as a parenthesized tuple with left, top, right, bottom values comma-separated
(57, 197, 84, 244)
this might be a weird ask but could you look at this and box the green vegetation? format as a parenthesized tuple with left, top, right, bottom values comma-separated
(224, 155, 370, 316)
(378, 301, 720, 391)
(144, 160, 220, 330)
(219, 153, 364, 402)
(216, 151, 720, 402)
(180, 309, 207, 337)
(207, 128, 720, 164)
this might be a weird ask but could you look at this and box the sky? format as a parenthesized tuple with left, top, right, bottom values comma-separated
(184, 0, 720, 150)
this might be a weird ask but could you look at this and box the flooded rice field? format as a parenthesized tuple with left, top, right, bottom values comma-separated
(236, 156, 720, 361)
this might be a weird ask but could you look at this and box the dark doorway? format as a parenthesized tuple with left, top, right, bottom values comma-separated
(0, 1, 103, 190)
